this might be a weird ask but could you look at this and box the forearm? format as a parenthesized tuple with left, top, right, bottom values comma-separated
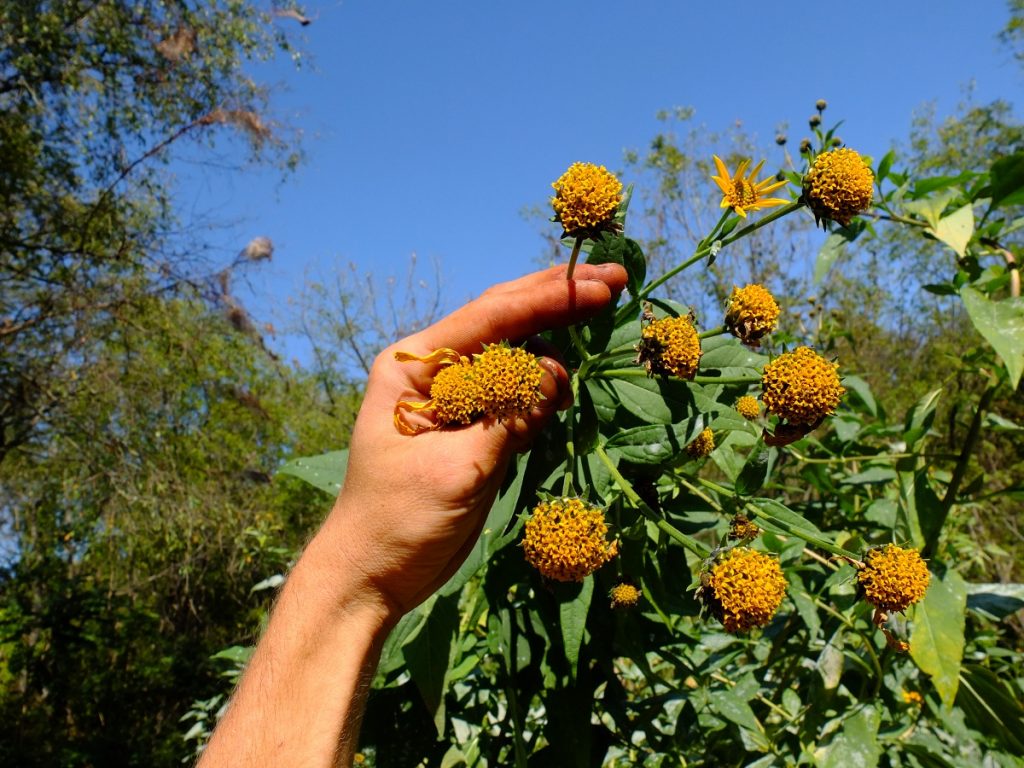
(199, 514, 396, 768)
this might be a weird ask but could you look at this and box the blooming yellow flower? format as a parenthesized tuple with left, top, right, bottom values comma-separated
(728, 514, 760, 541)
(636, 313, 702, 380)
(735, 395, 761, 421)
(725, 284, 780, 345)
(550, 162, 623, 236)
(428, 358, 484, 425)
(711, 155, 789, 218)
(610, 582, 641, 609)
(471, 343, 544, 421)
(702, 547, 787, 633)
(802, 148, 874, 227)
(687, 427, 715, 458)
(522, 498, 619, 582)
(902, 690, 923, 705)
(857, 544, 931, 613)
(761, 346, 845, 426)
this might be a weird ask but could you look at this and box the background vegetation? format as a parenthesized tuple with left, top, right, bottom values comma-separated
(1, 1, 1021, 766)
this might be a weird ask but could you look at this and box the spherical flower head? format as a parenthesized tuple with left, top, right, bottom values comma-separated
(702, 547, 787, 633)
(736, 395, 761, 421)
(610, 582, 641, 609)
(761, 346, 845, 426)
(637, 313, 702, 380)
(711, 155, 789, 218)
(428, 360, 485, 425)
(522, 498, 619, 582)
(725, 284, 780, 345)
(472, 343, 544, 421)
(687, 427, 715, 458)
(550, 162, 623, 236)
(802, 147, 874, 227)
(857, 544, 931, 613)
(902, 690, 923, 706)
(728, 514, 760, 541)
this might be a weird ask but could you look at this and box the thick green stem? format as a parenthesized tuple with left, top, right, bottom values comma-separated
(565, 237, 591, 360)
(743, 502, 860, 560)
(565, 236, 583, 280)
(594, 445, 711, 558)
(562, 377, 580, 496)
(698, 325, 726, 340)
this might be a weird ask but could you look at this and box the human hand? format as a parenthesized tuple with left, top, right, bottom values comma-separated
(322, 263, 628, 618)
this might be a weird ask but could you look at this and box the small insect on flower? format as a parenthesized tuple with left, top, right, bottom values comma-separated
(725, 284, 780, 346)
(550, 162, 623, 237)
(857, 544, 931, 613)
(710, 155, 789, 218)
(393, 342, 542, 434)
(687, 427, 715, 458)
(636, 304, 702, 380)
(522, 497, 619, 582)
(735, 395, 761, 421)
(610, 582, 641, 609)
(700, 547, 787, 633)
(761, 346, 845, 427)
(802, 147, 874, 227)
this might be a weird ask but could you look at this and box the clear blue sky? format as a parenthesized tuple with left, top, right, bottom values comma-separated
(177, 1, 1021, 362)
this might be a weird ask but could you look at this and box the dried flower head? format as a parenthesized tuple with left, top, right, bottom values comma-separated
(687, 427, 715, 458)
(711, 156, 789, 218)
(857, 544, 931, 613)
(802, 147, 874, 227)
(610, 582, 641, 609)
(799, 138, 812, 154)
(636, 311, 702, 380)
(761, 346, 845, 426)
(702, 547, 787, 633)
(728, 514, 760, 541)
(550, 162, 623, 236)
(736, 395, 761, 421)
(815, 99, 828, 112)
(725, 284, 780, 345)
(522, 498, 619, 582)
(472, 343, 543, 421)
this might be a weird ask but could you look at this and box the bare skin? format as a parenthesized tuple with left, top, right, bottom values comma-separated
(198, 263, 628, 768)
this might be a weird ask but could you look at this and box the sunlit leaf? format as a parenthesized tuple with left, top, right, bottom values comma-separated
(910, 569, 967, 708)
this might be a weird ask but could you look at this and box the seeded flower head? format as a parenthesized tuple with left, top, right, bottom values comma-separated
(802, 148, 874, 227)
(687, 427, 715, 458)
(522, 498, 619, 582)
(725, 284, 780, 345)
(857, 544, 930, 613)
(472, 343, 544, 421)
(551, 162, 623, 236)
(761, 346, 845, 426)
(736, 395, 761, 420)
(702, 547, 787, 633)
(711, 155, 789, 218)
(610, 582, 641, 609)
(637, 312, 702, 380)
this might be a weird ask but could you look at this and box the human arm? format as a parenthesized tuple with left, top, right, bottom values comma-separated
(197, 263, 628, 768)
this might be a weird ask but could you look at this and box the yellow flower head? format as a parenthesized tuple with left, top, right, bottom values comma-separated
(902, 690, 923, 706)
(472, 343, 544, 421)
(802, 148, 874, 227)
(711, 155, 789, 218)
(550, 162, 623, 236)
(728, 514, 760, 541)
(857, 544, 930, 613)
(702, 547, 787, 633)
(636, 313, 702, 380)
(761, 346, 845, 426)
(687, 427, 715, 458)
(725, 284, 780, 345)
(522, 497, 619, 582)
(736, 395, 761, 421)
(610, 582, 641, 609)
(429, 359, 484, 425)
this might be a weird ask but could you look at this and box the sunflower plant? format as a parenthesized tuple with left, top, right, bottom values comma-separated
(273, 109, 1024, 767)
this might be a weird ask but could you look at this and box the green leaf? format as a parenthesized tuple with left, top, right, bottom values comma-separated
(876, 150, 894, 183)
(708, 689, 770, 752)
(965, 583, 1024, 621)
(403, 591, 460, 731)
(910, 569, 967, 708)
(813, 705, 882, 768)
(842, 466, 896, 485)
(559, 576, 594, 679)
(814, 232, 848, 285)
(748, 498, 824, 538)
(960, 286, 1024, 388)
(735, 441, 775, 496)
(841, 375, 878, 417)
(930, 203, 974, 257)
(276, 449, 348, 496)
(699, 335, 768, 378)
(903, 389, 941, 451)
(604, 419, 706, 464)
(956, 664, 1024, 754)
(985, 152, 1024, 210)
(587, 235, 646, 297)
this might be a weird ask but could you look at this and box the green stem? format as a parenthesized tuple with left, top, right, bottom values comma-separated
(697, 325, 726, 340)
(565, 236, 591, 360)
(677, 476, 725, 513)
(565, 236, 583, 280)
(562, 378, 579, 496)
(594, 445, 711, 558)
(743, 502, 860, 560)
(693, 375, 758, 385)
(786, 450, 961, 465)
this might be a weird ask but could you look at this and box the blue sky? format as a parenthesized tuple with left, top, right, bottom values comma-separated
(177, 1, 1022, 362)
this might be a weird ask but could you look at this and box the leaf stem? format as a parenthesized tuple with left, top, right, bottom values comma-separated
(697, 325, 726, 340)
